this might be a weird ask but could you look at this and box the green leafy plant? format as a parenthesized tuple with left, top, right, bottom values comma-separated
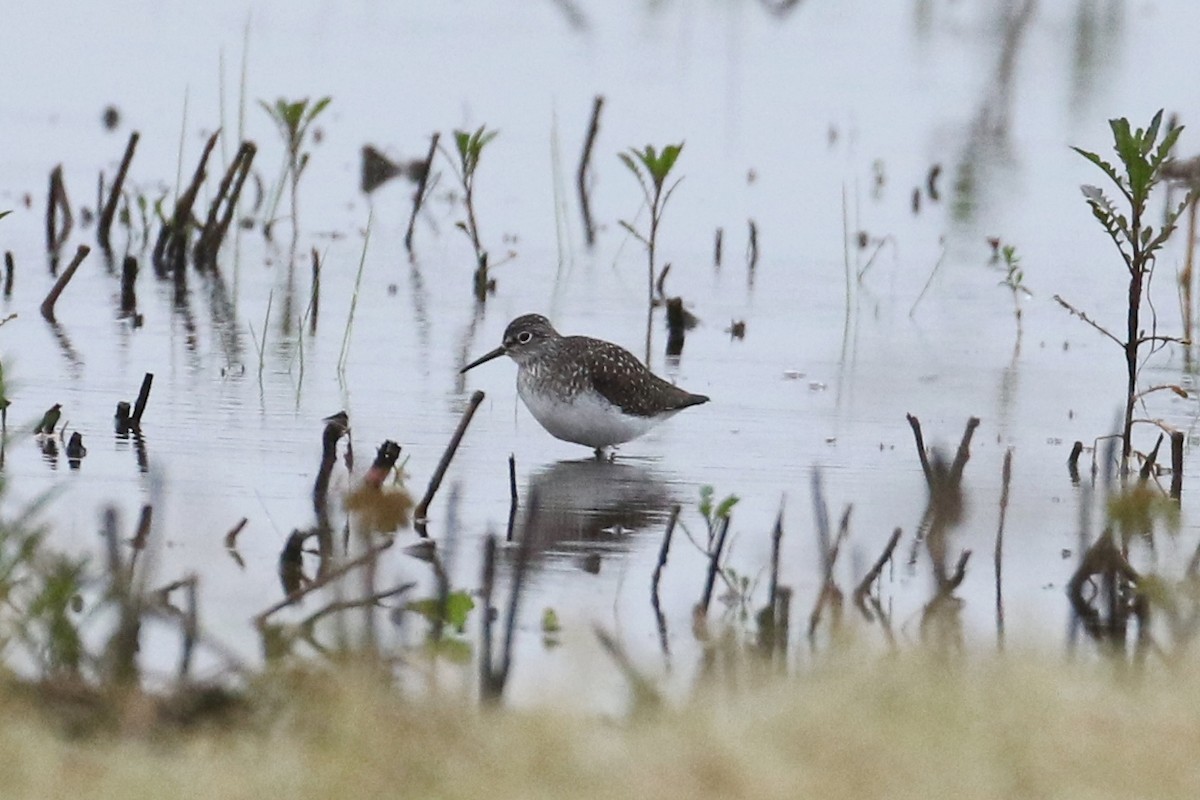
(445, 125, 498, 300)
(1065, 110, 1195, 472)
(619, 143, 684, 362)
(260, 96, 331, 237)
(0, 210, 11, 222)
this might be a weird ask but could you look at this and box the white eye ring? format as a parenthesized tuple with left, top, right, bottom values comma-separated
(517, 331, 533, 344)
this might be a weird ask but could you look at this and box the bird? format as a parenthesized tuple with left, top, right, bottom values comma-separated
(462, 314, 708, 453)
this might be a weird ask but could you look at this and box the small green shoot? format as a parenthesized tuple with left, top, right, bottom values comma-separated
(260, 96, 331, 236)
(992, 242, 1031, 335)
(619, 142, 684, 361)
(444, 125, 498, 299)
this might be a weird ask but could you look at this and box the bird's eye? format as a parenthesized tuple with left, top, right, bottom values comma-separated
(517, 331, 533, 344)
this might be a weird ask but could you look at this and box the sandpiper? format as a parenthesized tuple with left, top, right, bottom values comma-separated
(462, 314, 709, 452)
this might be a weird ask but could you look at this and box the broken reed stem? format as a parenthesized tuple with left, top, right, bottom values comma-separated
(854, 527, 902, 606)
(120, 256, 138, 314)
(949, 416, 982, 484)
(404, 132, 440, 254)
(255, 537, 395, 625)
(3, 251, 13, 297)
(906, 413, 934, 488)
(40, 244, 90, 322)
(132, 372, 154, 424)
(98, 131, 140, 250)
(1171, 430, 1185, 501)
(154, 130, 220, 274)
(194, 140, 257, 266)
(577, 95, 604, 247)
(714, 227, 723, 266)
(414, 390, 486, 535)
(995, 448, 1013, 647)
(505, 453, 518, 542)
(699, 515, 731, 615)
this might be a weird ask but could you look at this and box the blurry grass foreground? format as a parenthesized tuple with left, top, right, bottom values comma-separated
(4, 654, 1200, 798)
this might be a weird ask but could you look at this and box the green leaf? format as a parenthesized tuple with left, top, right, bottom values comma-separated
(0, 210, 11, 222)
(618, 152, 643, 182)
(699, 485, 714, 519)
(405, 589, 476, 633)
(715, 494, 740, 520)
(541, 607, 561, 634)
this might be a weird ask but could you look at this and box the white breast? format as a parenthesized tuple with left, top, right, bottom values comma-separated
(517, 377, 672, 448)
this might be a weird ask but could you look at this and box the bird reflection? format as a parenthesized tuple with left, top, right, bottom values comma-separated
(513, 458, 673, 571)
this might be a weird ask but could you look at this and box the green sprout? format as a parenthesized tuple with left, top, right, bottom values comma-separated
(619, 142, 684, 361)
(446, 125, 499, 300)
(259, 96, 331, 238)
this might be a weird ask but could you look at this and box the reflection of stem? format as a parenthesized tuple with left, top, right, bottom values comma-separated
(994, 449, 1013, 650)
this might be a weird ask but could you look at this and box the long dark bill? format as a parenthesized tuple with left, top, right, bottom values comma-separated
(461, 345, 507, 373)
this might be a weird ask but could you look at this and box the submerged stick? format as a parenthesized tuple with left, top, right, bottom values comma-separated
(309, 247, 321, 335)
(577, 95, 604, 247)
(404, 132, 440, 254)
(40, 244, 90, 321)
(98, 131, 140, 250)
(414, 390, 485, 535)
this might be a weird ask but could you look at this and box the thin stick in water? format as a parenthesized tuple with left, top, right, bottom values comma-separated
(132, 372, 154, 425)
(99, 132, 140, 250)
(40, 244, 90, 322)
(414, 390, 486, 535)
(404, 132, 440, 255)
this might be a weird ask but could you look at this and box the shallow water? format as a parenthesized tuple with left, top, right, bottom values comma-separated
(3, 1, 1200, 707)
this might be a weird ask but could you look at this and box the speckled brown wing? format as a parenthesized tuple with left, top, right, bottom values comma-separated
(573, 336, 709, 418)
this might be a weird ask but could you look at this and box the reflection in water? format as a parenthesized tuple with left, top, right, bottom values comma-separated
(515, 458, 673, 570)
(950, 0, 1037, 224)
